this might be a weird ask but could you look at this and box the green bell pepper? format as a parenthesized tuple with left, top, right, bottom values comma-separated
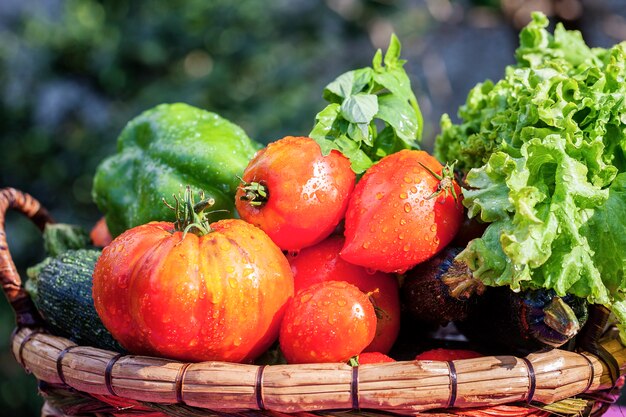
(92, 102, 261, 237)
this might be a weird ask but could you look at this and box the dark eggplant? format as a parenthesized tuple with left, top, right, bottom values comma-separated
(456, 286, 588, 355)
(401, 246, 486, 327)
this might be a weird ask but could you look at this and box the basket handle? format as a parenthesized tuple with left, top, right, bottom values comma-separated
(0, 187, 54, 327)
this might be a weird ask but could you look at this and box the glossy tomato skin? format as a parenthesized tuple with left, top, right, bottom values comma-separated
(287, 235, 400, 354)
(279, 280, 377, 364)
(341, 150, 464, 273)
(357, 352, 395, 364)
(92, 219, 294, 363)
(90, 216, 112, 247)
(235, 136, 355, 251)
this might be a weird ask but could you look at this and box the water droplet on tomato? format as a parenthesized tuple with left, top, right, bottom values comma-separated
(403, 244, 410, 252)
(399, 192, 408, 199)
(228, 278, 238, 288)
(403, 176, 412, 184)
(375, 192, 384, 200)
(362, 241, 370, 249)
(419, 200, 425, 207)
(337, 299, 347, 307)
(400, 218, 407, 226)
(300, 293, 313, 303)
(410, 186, 418, 194)
(430, 224, 437, 232)
(233, 337, 242, 347)
(352, 304, 364, 319)
(404, 203, 411, 213)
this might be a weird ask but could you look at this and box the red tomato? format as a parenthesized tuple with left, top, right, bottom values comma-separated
(415, 348, 483, 361)
(357, 352, 396, 364)
(279, 281, 377, 364)
(92, 219, 294, 363)
(287, 235, 400, 354)
(341, 150, 464, 273)
(90, 216, 113, 247)
(235, 136, 355, 251)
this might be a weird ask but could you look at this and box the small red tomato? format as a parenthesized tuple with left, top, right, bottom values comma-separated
(279, 281, 377, 364)
(90, 217, 113, 247)
(287, 235, 400, 354)
(235, 136, 355, 251)
(357, 352, 396, 364)
(341, 150, 464, 273)
(415, 348, 483, 361)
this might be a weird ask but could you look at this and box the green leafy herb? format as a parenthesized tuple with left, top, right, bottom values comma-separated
(310, 34, 423, 173)
(434, 12, 626, 332)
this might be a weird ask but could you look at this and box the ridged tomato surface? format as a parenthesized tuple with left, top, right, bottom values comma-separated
(92, 219, 294, 363)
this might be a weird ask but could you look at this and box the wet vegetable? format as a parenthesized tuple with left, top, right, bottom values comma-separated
(279, 280, 376, 364)
(402, 247, 484, 328)
(92, 103, 261, 237)
(26, 249, 123, 351)
(309, 34, 423, 174)
(235, 136, 355, 251)
(92, 189, 294, 363)
(341, 150, 464, 273)
(435, 12, 626, 338)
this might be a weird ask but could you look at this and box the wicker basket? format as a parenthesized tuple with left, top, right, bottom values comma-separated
(1, 187, 625, 417)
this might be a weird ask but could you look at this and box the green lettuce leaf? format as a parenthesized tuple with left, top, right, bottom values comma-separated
(437, 12, 626, 333)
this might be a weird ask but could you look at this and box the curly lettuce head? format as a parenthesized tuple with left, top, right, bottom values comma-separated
(434, 12, 626, 321)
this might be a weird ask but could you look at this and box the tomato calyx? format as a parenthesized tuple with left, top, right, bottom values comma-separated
(419, 160, 459, 204)
(239, 179, 269, 207)
(348, 355, 359, 367)
(163, 186, 218, 237)
(366, 288, 389, 321)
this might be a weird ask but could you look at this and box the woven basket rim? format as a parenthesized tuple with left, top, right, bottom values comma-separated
(10, 325, 626, 415)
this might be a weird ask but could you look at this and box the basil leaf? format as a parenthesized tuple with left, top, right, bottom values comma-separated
(377, 94, 419, 146)
(310, 34, 423, 173)
(340, 93, 378, 124)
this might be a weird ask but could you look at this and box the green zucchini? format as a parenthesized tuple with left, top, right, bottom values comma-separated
(26, 249, 123, 352)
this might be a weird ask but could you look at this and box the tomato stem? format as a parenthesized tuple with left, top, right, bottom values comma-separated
(163, 186, 216, 237)
(418, 160, 459, 204)
(239, 180, 269, 207)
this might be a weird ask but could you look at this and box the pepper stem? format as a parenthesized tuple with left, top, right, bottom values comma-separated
(163, 186, 216, 237)
(239, 179, 269, 207)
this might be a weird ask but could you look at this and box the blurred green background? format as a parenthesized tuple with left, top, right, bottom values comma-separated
(1, 0, 625, 415)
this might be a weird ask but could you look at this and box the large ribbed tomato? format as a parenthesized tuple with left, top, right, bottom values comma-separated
(92, 218, 294, 363)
